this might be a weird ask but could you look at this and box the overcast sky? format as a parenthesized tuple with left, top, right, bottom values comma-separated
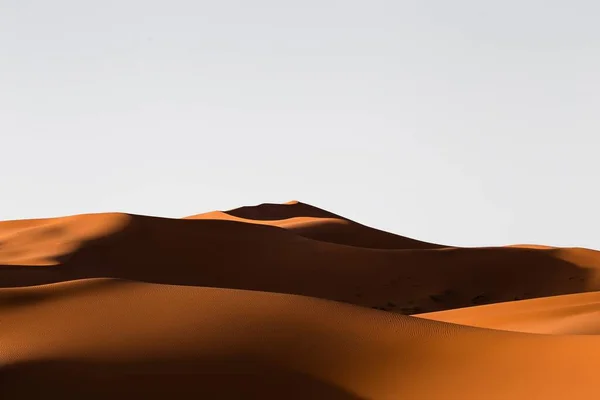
(2, 1, 599, 248)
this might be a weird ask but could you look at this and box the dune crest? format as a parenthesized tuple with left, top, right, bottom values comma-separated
(185, 200, 445, 249)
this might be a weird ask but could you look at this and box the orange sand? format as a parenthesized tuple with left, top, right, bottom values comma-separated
(2, 201, 600, 399)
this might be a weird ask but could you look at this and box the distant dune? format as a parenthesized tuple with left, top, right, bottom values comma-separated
(2, 201, 600, 399)
(185, 200, 444, 249)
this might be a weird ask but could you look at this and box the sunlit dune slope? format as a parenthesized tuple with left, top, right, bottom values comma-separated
(416, 290, 600, 334)
(2, 278, 600, 400)
(2, 208, 600, 314)
(0, 213, 131, 265)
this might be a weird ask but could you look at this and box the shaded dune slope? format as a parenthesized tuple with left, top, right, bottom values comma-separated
(2, 207, 600, 314)
(2, 278, 600, 400)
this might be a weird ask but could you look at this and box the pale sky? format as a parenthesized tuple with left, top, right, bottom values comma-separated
(2, 1, 599, 248)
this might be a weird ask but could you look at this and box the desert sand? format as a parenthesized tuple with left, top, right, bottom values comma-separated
(2, 201, 600, 399)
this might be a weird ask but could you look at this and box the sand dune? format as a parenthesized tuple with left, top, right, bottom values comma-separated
(185, 200, 444, 249)
(417, 290, 600, 334)
(2, 209, 600, 314)
(0, 213, 131, 266)
(3, 278, 600, 400)
(2, 201, 600, 399)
